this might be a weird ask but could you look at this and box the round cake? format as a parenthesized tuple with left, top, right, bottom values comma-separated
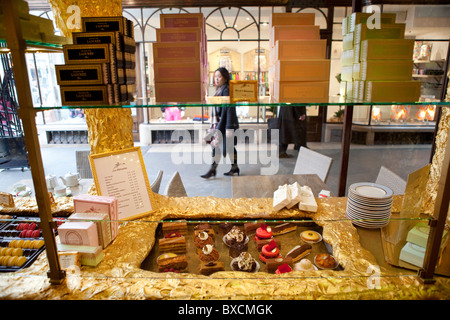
(255, 223, 273, 241)
(314, 253, 337, 269)
(259, 240, 280, 263)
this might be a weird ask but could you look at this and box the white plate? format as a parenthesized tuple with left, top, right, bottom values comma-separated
(349, 182, 393, 199)
(299, 230, 322, 244)
(230, 257, 260, 273)
(222, 235, 249, 247)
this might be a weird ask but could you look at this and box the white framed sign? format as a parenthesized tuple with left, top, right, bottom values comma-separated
(89, 147, 154, 220)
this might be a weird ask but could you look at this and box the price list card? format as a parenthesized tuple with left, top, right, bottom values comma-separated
(90, 147, 153, 220)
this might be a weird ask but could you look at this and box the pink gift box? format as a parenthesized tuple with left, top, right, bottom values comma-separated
(73, 195, 118, 240)
(58, 221, 99, 247)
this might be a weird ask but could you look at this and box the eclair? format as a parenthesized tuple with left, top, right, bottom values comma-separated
(272, 223, 297, 236)
(285, 244, 312, 262)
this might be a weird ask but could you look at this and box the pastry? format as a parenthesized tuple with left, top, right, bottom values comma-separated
(158, 233, 186, 254)
(272, 222, 297, 236)
(266, 257, 293, 273)
(244, 220, 263, 234)
(194, 223, 212, 231)
(218, 222, 234, 235)
(259, 240, 281, 263)
(162, 220, 187, 237)
(294, 258, 317, 272)
(199, 261, 225, 276)
(255, 238, 281, 251)
(275, 263, 293, 274)
(314, 253, 337, 269)
(157, 252, 177, 261)
(32, 240, 45, 249)
(231, 252, 258, 272)
(254, 223, 272, 241)
(223, 226, 246, 246)
(286, 244, 312, 262)
(194, 230, 214, 250)
(300, 230, 321, 242)
(198, 244, 220, 263)
(229, 240, 248, 258)
(157, 254, 188, 272)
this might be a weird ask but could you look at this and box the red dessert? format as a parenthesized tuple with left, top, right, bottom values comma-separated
(254, 223, 273, 241)
(275, 263, 293, 274)
(259, 239, 280, 263)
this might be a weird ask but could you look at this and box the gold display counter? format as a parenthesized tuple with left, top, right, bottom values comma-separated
(1, 194, 449, 300)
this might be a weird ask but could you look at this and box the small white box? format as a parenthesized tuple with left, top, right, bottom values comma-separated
(399, 242, 426, 268)
(273, 184, 291, 211)
(299, 186, 318, 212)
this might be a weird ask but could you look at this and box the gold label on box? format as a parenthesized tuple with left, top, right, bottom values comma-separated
(230, 80, 258, 103)
(63, 44, 115, 64)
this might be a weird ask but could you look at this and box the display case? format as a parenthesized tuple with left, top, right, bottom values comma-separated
(1, 0, 450, 301)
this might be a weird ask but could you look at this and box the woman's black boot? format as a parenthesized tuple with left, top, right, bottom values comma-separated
(201, 163, 218, 179)
(224, 164, 240, 176)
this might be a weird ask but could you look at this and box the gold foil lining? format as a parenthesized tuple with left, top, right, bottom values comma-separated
(1, 195, 449, 300)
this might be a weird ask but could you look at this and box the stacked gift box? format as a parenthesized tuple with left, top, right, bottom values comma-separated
(0, 0, 70, 45)
(399, 222, 448, 268)
(153, 13, 208, 103)
(56, 195, 118, 267)
(340, 12, 421, 102)
(268, 13, 330, 103)
(55, 16, 136, 106)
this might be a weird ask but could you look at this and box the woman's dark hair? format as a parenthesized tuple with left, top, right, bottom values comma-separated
(215, 67, 230, 85)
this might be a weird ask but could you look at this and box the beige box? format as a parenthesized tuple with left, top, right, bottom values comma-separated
(155, 81, 206, 103)
(342, 16, 349, 36)
(274, 60, 330, 82)
(160, 13, 204, 29)
(154, 62, 204, 83)
(156, 27, 203, 42)
(152, 42, 202, 62)
(361, 60, 413, 81)
(270, 13, 315, 27)
(348, 12, 397, 33)
(353, 43, 360, 63)
(352, 63, 361, 80)
(365, 81, 421, 102)
(346, 81, 353, 98)
(360, 39, 415, 61)
(270, 25, 320, 47)
(270, 40, 327, 64)
(273, 81, 329, 103)
(341, 65, 353, 82)
(354, 23, 406, 44)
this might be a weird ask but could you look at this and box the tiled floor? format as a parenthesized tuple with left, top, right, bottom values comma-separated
(0, 141, 432, 199)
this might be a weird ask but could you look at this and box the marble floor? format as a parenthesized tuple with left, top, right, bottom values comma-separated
(0, 141, 433, 199)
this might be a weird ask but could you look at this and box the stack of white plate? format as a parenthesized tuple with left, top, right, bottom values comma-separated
(345, 182, 394, 229)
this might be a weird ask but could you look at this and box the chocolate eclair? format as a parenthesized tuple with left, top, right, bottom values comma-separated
(272, 222, 297, 236)
(285, 244, 312, 262)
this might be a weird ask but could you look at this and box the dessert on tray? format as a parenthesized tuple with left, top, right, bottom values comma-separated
(198, 244, 220, 263)
(231, 252, 259, 272)
(314, 253, 338, 269)
(272, 222, 297, 236)
(266, 257, 293, 273)
(255, 238, 281, 251)
(223, 226, 247, 246)
(294, 258, 317, 272)
(244, 220, 263, 234)
(229, 240, 248, 258)
(218, 222, 234, 235)
(162, 220, 187, 237)
(259, 239, 281, 263)
(158, 232, 186, 254)
(194, 230, 215, 250)
(199, 261, 225, 276)
(286, 244, 312, 262)
(275, 263, 293, 274)
(300, 230, 321, 243)
(254, 223, 273, 241)
(157, 254, 188, 272)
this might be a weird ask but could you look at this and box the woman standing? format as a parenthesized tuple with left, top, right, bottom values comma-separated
(201, 67, 240, 178)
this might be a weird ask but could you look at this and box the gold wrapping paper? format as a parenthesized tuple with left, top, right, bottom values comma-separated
(1, 195, 449, 300)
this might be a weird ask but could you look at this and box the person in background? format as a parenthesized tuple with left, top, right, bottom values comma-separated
(278, 105, 307, 158)
(201, 67, 240, 178)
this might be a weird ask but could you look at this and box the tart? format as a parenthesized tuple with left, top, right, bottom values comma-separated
(314, 253, 338, 269)
(300, 230, 321, 243)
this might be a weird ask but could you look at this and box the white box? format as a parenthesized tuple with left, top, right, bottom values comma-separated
(299, 186, 317, 212)
(286, 182, 301, 209)
(273, 184, 291, 211)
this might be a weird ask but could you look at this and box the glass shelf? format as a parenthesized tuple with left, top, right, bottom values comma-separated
(0, 39, 63, 53)
(32, 96, 450, 111)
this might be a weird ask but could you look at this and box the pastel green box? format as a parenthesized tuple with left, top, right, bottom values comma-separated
(406, 222, 448, 248)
